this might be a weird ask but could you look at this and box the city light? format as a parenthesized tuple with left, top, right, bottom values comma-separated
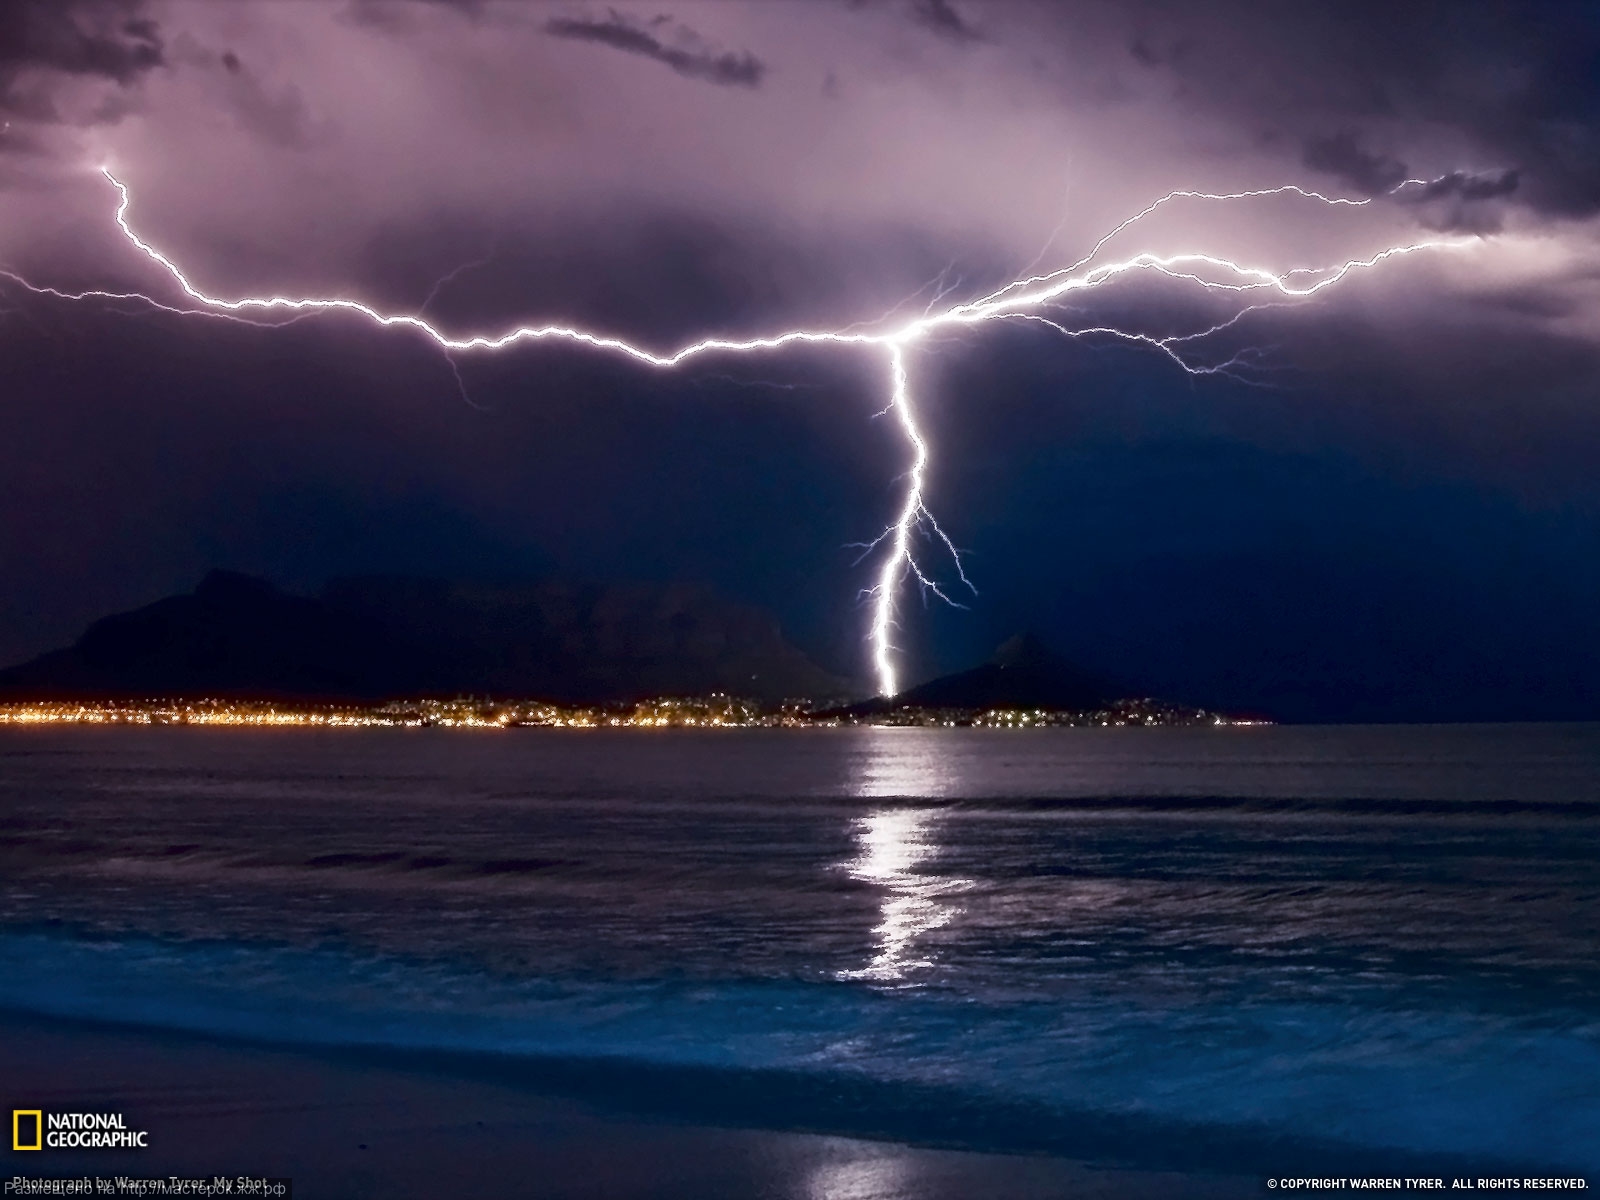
(0, 696, 1263, 729)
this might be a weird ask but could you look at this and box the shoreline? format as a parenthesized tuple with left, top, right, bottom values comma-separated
(0, 695, 1248, 731)
(0, 1009, 1256, 1199)
(2, 1005, 1565, 1193)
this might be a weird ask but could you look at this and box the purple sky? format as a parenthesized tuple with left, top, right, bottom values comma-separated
(6, 2, 1587, 326)
(3, 0, 1600, 717)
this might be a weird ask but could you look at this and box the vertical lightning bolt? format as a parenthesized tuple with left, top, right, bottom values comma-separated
(869, 343, 926, 700)
(0, 166, 1484, 698)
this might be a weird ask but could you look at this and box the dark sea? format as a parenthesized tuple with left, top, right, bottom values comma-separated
(2, 724, 1597, 1178)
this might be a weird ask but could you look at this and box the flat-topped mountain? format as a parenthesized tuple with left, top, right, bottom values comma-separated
(0, 571, 847, 704)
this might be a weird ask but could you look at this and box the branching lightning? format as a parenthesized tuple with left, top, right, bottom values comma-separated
(0, 166, 1481, 698)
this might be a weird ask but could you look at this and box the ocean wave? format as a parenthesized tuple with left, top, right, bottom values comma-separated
(0, 929, 1594, 1175)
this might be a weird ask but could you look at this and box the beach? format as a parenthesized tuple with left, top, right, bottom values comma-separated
(1, 1011, 1253, 1199)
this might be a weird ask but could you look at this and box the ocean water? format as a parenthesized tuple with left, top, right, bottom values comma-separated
(1, 724, 1597, 1176)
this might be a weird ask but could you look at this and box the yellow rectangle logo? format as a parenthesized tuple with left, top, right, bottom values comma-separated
(12, 1109, 42, 1151)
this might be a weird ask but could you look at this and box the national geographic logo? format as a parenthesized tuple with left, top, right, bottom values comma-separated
(11, 1111, 147, 1151)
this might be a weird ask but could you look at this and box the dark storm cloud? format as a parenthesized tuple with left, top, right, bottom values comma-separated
(1416, 169, 1521, 204)
(0, 0, 162, 125)
(1097, 0, 1600, 221)
(1302, 131, 1410, 196)
(1468, 20, 1600, 220)
(343, 0, 487, 30)
(542, 10, 766, 88)
(909, 0, 984, 43)
(1126, 36, 1161, 67)
(1302, 134, 1522, 230)
(1471, 286, 1582, 322)
(1406, 169, 1523, 234)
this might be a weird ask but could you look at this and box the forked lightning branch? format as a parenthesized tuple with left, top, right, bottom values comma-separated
(2, 167, 1482, 696)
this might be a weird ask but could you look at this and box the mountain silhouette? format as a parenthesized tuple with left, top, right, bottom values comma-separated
(835, 633, 1123, 715)
(0, 571, 847, 703)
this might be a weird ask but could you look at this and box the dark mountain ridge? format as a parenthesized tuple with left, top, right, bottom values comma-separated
(833, 633, 1132, 716)
(0, 571, 848, 704)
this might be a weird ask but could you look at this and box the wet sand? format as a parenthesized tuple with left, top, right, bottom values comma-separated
(0, 1012, 1255, 1199)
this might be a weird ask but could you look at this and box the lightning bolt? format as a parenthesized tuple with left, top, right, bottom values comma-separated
(0, 166, 1480, 698)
